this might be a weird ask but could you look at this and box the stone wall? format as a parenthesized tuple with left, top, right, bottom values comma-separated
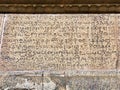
(0, 14, 119, 90)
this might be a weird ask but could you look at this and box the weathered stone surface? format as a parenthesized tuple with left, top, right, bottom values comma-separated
(0, 14, 4, 41)
(0, 14, 5, 53)
(68, 76, 120, 90)
(0, 14, 119, 71)
(0, 14, 120, 90)
(0, 74, 119, 90)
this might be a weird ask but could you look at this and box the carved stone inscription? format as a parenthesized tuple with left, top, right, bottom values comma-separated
(0, 14, 119, 71)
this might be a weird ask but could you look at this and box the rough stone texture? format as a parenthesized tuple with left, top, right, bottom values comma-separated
(0, 14, 119, 71)
(0, 14, 120, 90)
(0, 75, 119, 90)
(0, 14, 5, 54)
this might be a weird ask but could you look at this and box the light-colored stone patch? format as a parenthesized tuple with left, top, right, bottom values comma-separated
(0, 14, 119, 71)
